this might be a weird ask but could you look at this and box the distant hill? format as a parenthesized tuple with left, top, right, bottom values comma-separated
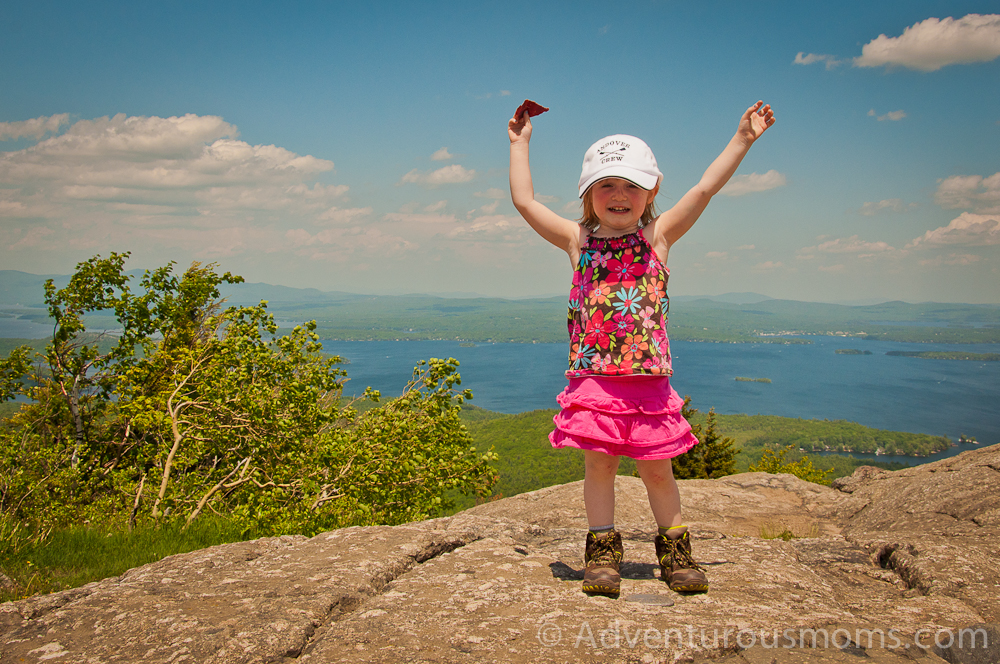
(672, 292, 773, 305)
(3, 270, 999, 344)
(219, 282, 365, 305)
(0, 271, 69, 306)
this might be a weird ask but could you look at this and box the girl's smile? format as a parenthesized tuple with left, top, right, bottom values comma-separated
(589, 177, 655, 236)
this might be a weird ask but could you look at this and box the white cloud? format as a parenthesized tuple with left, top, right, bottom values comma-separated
(430, 147, 453, 161)
(857, 198, 916, 215)
(705, 251, 729, 259)
(719, 170, 787, 197)
(934, 173, 1000, 213)
(287, 183, 349, 200)
(561, 201, 582, 215)
(735, 244, 755, 250)
(423, 200, 448, 213)
(793, 52, 841, 70)
(0, 113, 350, 259)
(287, 226, 414, 257)
(854, 14, 1000, 72)
(752, 261, 783, 272)
(136, 225, 273, 259)
(399, 164, 475, 186)
(8, 227, 55, 250)
(907, 212, 1000, 248)
(318, 206, 373, 224)
(534, 193, 559, 203)
(0, 114, 71, 141)
(448, 215, 526, 239)
(818, 264, 846, 273)
(383, 212, 457, 224)
(919, 252, 982, 267)
(868, 109, 907, 122)
(0, 114, 334, 196)
(805, 235, 895, 254)
(474, 187, 506, 199)
(478, 201, 499, 214)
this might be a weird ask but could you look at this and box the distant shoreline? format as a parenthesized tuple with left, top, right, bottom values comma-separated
(886, 350, 1000, 361)
(4, 292, 1000, 345)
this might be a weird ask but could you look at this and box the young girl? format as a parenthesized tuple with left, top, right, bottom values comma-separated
(508, 101, 775, 596)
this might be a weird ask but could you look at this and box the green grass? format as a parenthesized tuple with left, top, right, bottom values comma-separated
(0, 517, 259, 603)
(759, 522, 820, 541)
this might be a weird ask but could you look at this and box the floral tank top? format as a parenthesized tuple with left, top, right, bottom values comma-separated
(566, 229, 672, 378)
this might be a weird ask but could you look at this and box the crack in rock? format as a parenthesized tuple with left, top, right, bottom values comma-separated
(294, 532, 484, 659)
(874, 542, 933, 595)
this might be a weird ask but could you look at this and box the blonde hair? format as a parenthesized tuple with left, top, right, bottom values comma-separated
(578, 185, 659, 232)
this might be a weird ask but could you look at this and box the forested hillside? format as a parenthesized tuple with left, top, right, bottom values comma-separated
(451, 405, 929, 511)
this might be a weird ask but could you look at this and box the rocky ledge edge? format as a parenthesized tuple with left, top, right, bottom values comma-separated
(3, 445, 999, 663)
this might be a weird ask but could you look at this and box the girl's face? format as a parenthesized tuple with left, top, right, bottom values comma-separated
(589, 178, 655, 236)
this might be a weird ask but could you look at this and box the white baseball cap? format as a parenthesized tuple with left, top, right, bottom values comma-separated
(578, 134, 663, 198)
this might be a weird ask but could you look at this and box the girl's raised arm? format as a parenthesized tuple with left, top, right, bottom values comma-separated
(509, 112, 584, 259)
(647, 101, 775, 257)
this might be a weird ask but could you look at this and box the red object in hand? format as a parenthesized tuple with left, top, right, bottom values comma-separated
(514, 100, 549, 119)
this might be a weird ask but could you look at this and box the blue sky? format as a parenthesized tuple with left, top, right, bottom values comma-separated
(2, 1, 998, 303)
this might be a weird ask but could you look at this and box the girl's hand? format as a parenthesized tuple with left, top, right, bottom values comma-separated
(508, 111, 532, 145)
(737, 101, 775, 144)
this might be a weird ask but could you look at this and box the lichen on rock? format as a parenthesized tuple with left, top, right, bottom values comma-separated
(3, 446, 999, 663)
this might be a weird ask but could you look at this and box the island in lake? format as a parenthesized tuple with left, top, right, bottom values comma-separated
(886, 351, 1000, 361)
(836, 348, 872, 355)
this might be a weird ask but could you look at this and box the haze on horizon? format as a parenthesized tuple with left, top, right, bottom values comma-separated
(2, 2, 999, 304)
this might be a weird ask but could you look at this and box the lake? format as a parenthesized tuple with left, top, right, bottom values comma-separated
(6, 305, 996, 460)
(321, 336, 999, 458)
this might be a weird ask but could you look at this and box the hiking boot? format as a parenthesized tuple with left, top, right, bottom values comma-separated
(582, 530, 624, 595)
(655, 527, 708, 593)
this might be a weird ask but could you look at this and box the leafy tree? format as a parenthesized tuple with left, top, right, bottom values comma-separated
(749, 445, 834, 485)
(0, 346, 31, 402)
(672, 399, 740, 480)
(0, 255, 495, 536)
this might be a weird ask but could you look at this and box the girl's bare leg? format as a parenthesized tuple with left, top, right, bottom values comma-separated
(635, 458, 682, 528)
(583, 449, 620, 527)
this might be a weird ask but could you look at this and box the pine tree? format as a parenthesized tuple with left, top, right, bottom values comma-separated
(700, 409, 738, 478)
(671, 400, 739, 480)
(671, 397, 705, 479)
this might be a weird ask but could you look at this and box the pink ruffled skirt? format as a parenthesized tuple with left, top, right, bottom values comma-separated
(549, 375, 699, 460)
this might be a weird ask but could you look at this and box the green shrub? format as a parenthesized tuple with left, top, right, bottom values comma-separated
(749, 445, 834, 485)
(0, 255, 496, 542)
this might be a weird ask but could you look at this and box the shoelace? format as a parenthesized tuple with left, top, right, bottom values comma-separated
(589, 535, 622, 566)
(661, 537, 706, 571)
